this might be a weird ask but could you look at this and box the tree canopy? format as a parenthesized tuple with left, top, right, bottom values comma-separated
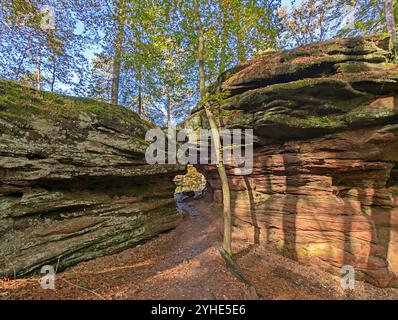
(0, 0, 396, 125)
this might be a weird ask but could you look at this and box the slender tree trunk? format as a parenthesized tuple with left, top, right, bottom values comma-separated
(193, 0, 206, 99)
(385, 0, 397, 45)
(194, 0, 232, 255)
(219, 0, 228, 74)
(236, 32, 246, 62)
(233, 6, 246, 63)
(236, 30, 246, 62)
(137, 63, 143, 116)
(111, 1, 126, 105)
(107, 73, 112, 102)
(51, 58, 56, 92)
(166, 86, 172, 127)
(15, 42, 29, 80)
(138, 83, 143, 115)
(135, 23, 145, 116)
(204, 103, 232, 256)
(37, 37, 42, 91)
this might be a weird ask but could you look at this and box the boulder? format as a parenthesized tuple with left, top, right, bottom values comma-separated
(0, 80, 184, 277)
(185, 34, 398, 287)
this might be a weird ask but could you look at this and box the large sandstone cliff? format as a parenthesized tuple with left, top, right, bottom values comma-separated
(0, 81, 183, 277)
(186, 34, 398, 287)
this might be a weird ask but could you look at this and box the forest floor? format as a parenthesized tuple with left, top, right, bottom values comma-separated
(1, 197, 398, 300)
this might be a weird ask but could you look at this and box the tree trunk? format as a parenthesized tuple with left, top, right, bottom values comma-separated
(138, 83, 143, 115)
(15, 40, 29, 80)
(37, 37, 42, 91)
(203, 103, 232, 256)
(236, 31, 246, 62)
(235, 20, 247, 62)
(137, 63, 143, 116)
(50, 58, 56, 92)
(193, 0, 206, 99)
(111, 1, 126, 105)
(195, 0, 232, 256)
(219, 0, 229, 74)
(194, 0, 231, 255)
(234, 6, 246, 62)
(385, 0, 397, 45)
(166, 85, 172, 127)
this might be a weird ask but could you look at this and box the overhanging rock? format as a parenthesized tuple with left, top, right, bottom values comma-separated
(184, 34, 398, 287)
(0, 81, 184, 277)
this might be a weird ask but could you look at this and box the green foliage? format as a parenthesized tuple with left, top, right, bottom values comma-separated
(1, 0, 396, 127)
(119, 0, 282, 124)
(200, 90, 232, 106)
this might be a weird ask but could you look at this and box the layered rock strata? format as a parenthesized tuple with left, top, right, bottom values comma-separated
(0, 81, 183, 277)
(186, 34, 398, 287)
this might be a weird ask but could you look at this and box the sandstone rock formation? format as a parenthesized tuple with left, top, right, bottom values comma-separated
(0, 81, 183, 277)
(185, 34, 398, 287)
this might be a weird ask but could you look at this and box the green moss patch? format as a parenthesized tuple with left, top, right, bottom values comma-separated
(0, 80, 154, 131)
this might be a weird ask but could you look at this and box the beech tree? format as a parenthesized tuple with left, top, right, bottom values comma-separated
(87, 54, 113, 101)
(110, 0, 127, 105)
(193, 0, 206, 98)
(193, 0, 232, 256)
(203, 100, 233, 256)
(385, 0, 397, 44)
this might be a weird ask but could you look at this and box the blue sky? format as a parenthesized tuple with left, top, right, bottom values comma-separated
(281, 0, 292, 5)
(282, 0, 298, 7)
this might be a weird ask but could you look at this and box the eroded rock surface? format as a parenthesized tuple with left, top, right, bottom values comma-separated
(186, 34, 398, 287)
(0, 81, 184, 277)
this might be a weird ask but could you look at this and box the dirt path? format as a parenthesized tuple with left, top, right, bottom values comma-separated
(0, 199, 249, 300)
(1, 198, 398, 300)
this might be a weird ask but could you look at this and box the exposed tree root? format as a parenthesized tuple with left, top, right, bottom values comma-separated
(215, 244, 260, 300)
